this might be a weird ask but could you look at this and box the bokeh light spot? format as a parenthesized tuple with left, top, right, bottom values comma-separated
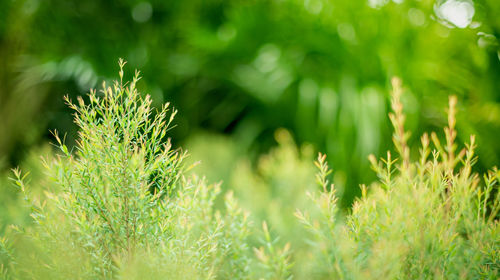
(408, 8, 426, 26)
(132, 2, 153, 23)
(437, 0, 474, 28)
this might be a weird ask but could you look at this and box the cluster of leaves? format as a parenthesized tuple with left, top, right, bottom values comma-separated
(0, 62, 291, 279)
(295, 78, 499, 278)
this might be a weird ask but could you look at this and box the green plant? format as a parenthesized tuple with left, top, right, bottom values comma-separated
(295, 78, 499, 279)
(185, 128, 323, 278)
(1, 60, 290, 279)
(3, 0, 500, 211)
(2, 59, 498, 279)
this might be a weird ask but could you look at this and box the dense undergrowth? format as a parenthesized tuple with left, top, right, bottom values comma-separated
(0, 63, 498, 279)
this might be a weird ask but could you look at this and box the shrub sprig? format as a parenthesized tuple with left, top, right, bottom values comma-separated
(2, 60, 289, 279)
(296, 78, 499, 279)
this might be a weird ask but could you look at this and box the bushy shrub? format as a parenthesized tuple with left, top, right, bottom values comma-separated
(295, 78, 499, 279)
(230, 129, 315, 240)
(185, 127, 329, 278)
(1, 61, 498, 279)
(1, 60, 291, 279)
(185, 125, 317, 245)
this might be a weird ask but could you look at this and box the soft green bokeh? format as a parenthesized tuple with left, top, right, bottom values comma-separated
(1, 0, 499, 208)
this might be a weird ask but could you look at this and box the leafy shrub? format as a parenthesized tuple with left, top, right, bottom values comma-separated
(1, 60, 291, 279)
(295, 78, 499, 279)
(185, 126, 317, 242)
(0, 145, 52, 236)
(186, 127, 327, 278)
(230, 129, 315, 240)
(1, 61, 498, 279)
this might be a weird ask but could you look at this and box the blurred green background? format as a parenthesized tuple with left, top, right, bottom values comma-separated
(1, 0, 499, 217)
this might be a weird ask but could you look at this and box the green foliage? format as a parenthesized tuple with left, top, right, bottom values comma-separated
(2, 0, 500, 209)
(0, 63, 290, 279)
(230, 130, 316, 278)
(295, 78, 500, 279)
(185, 127, 319, 278)
(0, 145, 52, 235)
(253, 221, 293, 280)
(230, 129, 316, 240)
(185, 127, 317, 245)
(0, 62, 498, 279)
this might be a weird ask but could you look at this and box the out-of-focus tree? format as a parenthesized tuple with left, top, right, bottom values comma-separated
(1, 0, 499, 206)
